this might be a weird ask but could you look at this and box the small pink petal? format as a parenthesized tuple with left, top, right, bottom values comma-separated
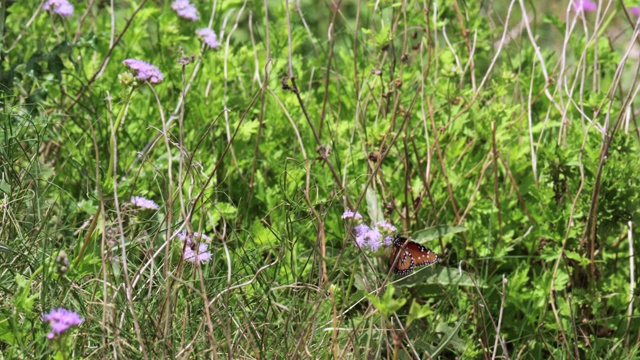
(573, 0, 597, 13)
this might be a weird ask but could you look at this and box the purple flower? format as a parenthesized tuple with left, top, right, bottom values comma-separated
(193, 232, 212, 243)
(55, 250, 69, 274)
(376, 221, 397, 233)
(354, 235, 367, 248)
(42, 308, 83, 339)
(197, 28, 222, 49)
(365, 227, 382, 251)
(341, 210, 363, 220)
(354, 224, 369, 237)
(172, 0, 199, 20)
(130, 196, 160, 210)
(55, 251, 69, 266)
(353, 224, 370, 248)
(175, 230, 212, 243)
(122, 59, 164, 84)
(630, 6, 640, 17)
(384, 235, 393, 247)
(174, 230, 189, 242)
(572, 0, 597, 12)
(184, 242, 211, 264)
(175, 230, 213, 263)
(43, 0, 74, 17)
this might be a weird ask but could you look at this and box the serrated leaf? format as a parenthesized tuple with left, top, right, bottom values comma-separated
(553, 267, 569, 291)
(367, 284, 405, 317)
(406, 300, 433, 327)
(565, 250, 590, 267)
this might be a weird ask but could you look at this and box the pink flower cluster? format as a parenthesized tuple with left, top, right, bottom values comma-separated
(43, 0, 74, 17)
(175, 230, 212, 264)
(122, 59, 164, 84)
(197, 28, 221, 49)
(572, 1, 640, 17)
(42, 308, 83, 339)
(572, 0, 597, 12)
(342, 211, 396, 251)
(172, 0, 199, 21)
(130, 196, 160, 210)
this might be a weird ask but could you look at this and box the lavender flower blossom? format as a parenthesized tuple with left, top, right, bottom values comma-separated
(174, 230, 189, 242)
(175, 230, 213, 264)
(341, 210, 363, 220)
(184, 242, 212, 264)
(122, 59, 164, 84)
(175, 230, 212, 243)
(193, 232, 212, 242)
(384, 235, 393, 247)
(364, 227, 382, 251)
(572, 0, 597, 12)
(196, 28, 222, 49)
(630, 6, 640, 17)
(354, 224, 369, 248)
(130, 196, 160, 210)
(43, 0, 74, 17)
(55, 250, 69, 274)
(42, 308, 83, 339)
(172, 0, 199, 20)
(376, 221, 397, 233)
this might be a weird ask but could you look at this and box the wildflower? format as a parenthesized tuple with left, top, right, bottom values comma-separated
(572, 0, 597, 12)
(196, 28, 221, 49)
(376, 221, 397, 233)
(354, 224, 369, 237)
(172, 0, 199, 20)
(55, 251, 69, 266)
(174, 230, 212, 242)
(193, 232, 212, 243)
(122, 59, 164, 84)
(130, 196, 160, 210)
(42, 308, 83, 339)
(354, 224, 369, 248)
(175, 230, 213, 264)
(630, 6, 640, 17)
(341, 210, 363, 220)
(184, 242, 212, 264)
(364, 227, 382, 251)
(174, 230, 189, 242)
(384, 235, 393, 247)
(55, 250, 69, 274)
(43, 0, 74, 17)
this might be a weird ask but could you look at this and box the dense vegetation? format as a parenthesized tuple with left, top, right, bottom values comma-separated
(2, 0, 640, 358)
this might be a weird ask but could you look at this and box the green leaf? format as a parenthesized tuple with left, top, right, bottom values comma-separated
(396, 266, 486, 288)
(14, 274, 38, 314)
(367, 284, 406, 317)
(565, 250, 590, 267)
(365, 187, 384, 223)
(0, 180, 10, 194)
(431, 318, 466, 356)
(413, 225, 467, 243)
(406, 300, 433, 327)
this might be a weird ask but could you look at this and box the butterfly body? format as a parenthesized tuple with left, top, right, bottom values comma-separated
(389, 236, 439, 275)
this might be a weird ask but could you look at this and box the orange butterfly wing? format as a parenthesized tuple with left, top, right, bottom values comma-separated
(389, 236, 439, 275)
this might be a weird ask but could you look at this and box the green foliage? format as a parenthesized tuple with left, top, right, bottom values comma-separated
(1, 0, 640, 358)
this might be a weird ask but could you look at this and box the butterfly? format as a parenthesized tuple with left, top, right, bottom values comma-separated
(389, 236, 439, 275)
